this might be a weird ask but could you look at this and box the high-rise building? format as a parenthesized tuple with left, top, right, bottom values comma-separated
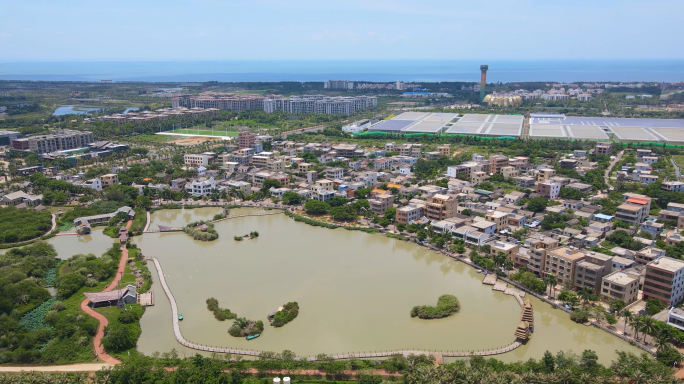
(238, 131, 256, 150)
(324, 80, 354, 90)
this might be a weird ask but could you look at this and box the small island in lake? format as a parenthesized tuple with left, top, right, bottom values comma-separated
(206, 297, 237, 321)
(184, 220, 219, 241)
(411, 294, 460, 319)
(269, 302, 299, 327)
(234, 231, 259, 241)
(228, 317, 264, 337)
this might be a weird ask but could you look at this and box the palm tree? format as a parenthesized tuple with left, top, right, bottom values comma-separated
(621, 309, 633, 335)
(640, 316, 657, 345)
(578, 287, 593, 307)
(545, 274, 558, 299)
(632, 315, 645, 341)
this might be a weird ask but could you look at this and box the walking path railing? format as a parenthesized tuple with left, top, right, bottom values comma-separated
(150, 257, 524, 360)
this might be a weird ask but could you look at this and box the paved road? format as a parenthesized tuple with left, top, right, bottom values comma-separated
(671, 158, 681, 180)
(604, 150, 624, 188)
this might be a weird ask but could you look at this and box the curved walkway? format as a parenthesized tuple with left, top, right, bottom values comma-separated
(209, 210, 283, 223)
(78, 219, 133, 365)
(143, 210, 151, 233)
(150, 257, 522, 360)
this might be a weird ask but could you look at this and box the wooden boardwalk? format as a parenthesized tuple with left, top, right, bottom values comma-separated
(210, 210, 283, 223)
(150, 256, 524, 361)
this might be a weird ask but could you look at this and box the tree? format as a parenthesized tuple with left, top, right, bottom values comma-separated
(354, 187, 371, 198)
(639, 316, 657, 345)
(621, 309, 633, 335)
(656, 345, 683, 367)
(101, 324, 139, 352)
(384, 207, 396, 220)
(261, 178, 282, 194)
(281, 191, 301, 206)
(645, 298, 666, 316)
(577, 287, 594, 307)
(304, 200, 330, 215)
(329, 205, 356, 222)
(544, 274, 558, 299)
(328, 195, 347, 207)
(135, 195, 152, 210)
(526, 197, 550, 212)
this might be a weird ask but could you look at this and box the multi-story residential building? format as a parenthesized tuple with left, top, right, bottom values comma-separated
(252, 171, 290, 189)
(99, 174, 118, 188)
(513, 176, 535, 189)
(263, 95, 376, 115)
(536, 168, 556, 182)
(326, 167, 345, 180)
(396, 204, 424, 225)
(437, 144, 451, 157)
(575, 252, 613, 294)
(615, 203, 649, 224)
(662, 181, 684, 192)
(501, 166, 519, 179)
(11, 129, 94, 153)
(643, 257, 684, 306)
(521, 236, 560, 276)
(425, 194, 457, 221)
(184, 154, 212, 166)
(601, 271, 640, 305)
(635, 247, 667, 265)
(595, 142, 613, 155)
(544, 247, 585, 284)
(315, 179, 334, 192)
(489, 240, 519, 259)
(227, 180, 251, 195)
(622, 193, 652, 212)
(537, 180, 561, 199)
(185, 177, 216, 197)
(398, 144, 422, 157)
(489, 155, 509, 174)
(356, 172, 378, 187)
(369, 195, 394, 215)
(332, 144, 359, 158)
(667, 308, 684, 331)
(173, 93, 266, 111)
(471, 171, 489, 185)
(485, 210, 509, 232)
(238, 131, 256, 150)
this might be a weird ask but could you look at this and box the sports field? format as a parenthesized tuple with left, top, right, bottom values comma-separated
(167, 128, 239, 137)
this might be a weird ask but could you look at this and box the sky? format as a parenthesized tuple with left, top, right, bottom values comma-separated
(0, 0, 683, 62)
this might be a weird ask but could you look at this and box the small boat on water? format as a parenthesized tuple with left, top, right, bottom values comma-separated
(178, 314, 184, 321)
(476, 269, 483, 273)
(246, 333, 260, 340)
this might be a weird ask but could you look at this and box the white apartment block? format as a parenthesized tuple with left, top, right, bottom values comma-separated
(184, 154, 212, 166)
(185, 177, 216, 197)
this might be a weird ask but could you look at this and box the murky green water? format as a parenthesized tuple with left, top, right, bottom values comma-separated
(131, 208, 642, 363)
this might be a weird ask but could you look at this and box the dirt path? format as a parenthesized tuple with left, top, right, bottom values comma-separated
(78, 219, 133, 366)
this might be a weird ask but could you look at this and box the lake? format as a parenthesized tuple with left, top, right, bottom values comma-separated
(133, 207, 642, 363)
(52, 105, 103, 116)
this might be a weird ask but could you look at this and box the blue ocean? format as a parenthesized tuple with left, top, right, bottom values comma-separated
(0, 60, 682, 83)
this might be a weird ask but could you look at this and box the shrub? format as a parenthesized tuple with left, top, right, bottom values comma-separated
(410, 295, 460, 319)
(570, 310, 589, 323)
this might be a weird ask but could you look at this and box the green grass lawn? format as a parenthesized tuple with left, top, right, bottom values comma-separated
(672, 155, 684, 168)
(128, 134, 177, 143)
